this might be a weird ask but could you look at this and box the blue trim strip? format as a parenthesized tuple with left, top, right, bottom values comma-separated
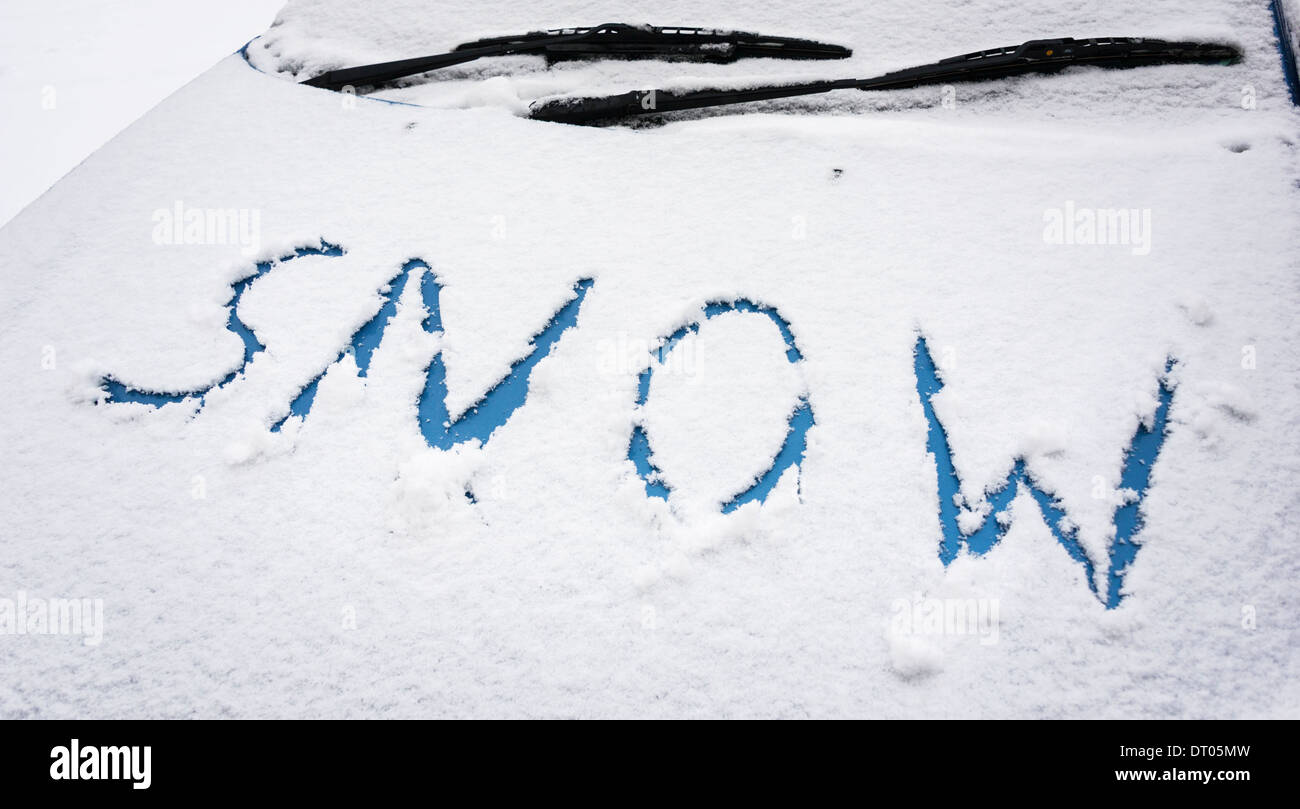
(1272, 0, 1300, 105)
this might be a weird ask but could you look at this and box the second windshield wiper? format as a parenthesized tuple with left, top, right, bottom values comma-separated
(301, 23, 851, 92)
(529, 37, 1242, 124)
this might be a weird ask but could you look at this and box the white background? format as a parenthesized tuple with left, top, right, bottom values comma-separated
(0, 0, 283, 226)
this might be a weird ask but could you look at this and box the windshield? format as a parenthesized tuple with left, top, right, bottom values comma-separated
(290, 27, 1239, 126)
(243, 5, 1254, 129)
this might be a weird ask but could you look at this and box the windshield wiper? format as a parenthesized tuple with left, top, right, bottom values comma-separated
(529, 37, 1242, 124)
(301, 23, 850, 92)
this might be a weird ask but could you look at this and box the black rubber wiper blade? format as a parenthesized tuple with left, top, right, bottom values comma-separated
(301, 22, 850, 92)
(301, 28, 582, 91)
(453, 23, 852, 63)
(529, 37, 1242, 125)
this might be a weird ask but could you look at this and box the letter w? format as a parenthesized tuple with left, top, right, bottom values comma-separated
(913, 335, 1175, 607)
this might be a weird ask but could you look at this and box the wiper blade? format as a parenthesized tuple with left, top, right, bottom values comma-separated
(301, 22, 850, 92)
(454, 24, 853, 63)
(529, 37, 1242, 125)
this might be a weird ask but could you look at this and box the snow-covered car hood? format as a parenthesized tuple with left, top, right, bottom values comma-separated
(0, 0, 1297, 717)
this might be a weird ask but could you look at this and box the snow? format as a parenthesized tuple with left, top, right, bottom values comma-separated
(0, 0, 284, 227)
(0, 0, 1297, 718)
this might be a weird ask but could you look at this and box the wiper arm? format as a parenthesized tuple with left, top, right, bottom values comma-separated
(301, 22, 850, 92)
(529, 37, 1242, 125)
